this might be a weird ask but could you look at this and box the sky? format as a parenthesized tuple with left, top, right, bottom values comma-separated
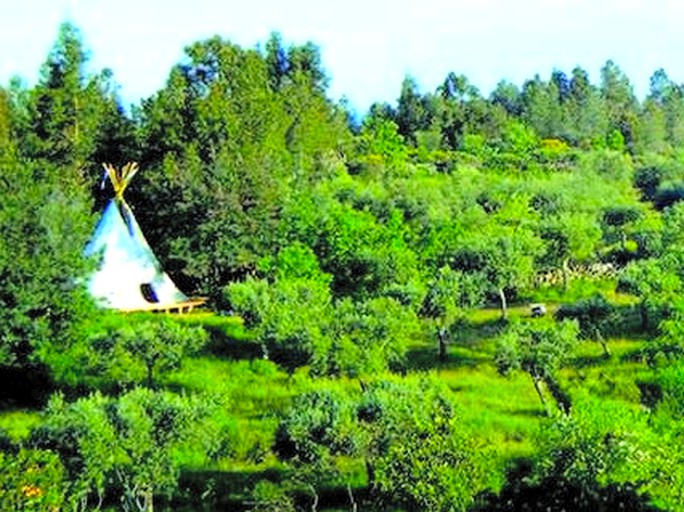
(1, 0, 683, 115)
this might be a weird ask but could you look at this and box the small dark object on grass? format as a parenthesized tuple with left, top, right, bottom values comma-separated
(531, 303, 547, 317)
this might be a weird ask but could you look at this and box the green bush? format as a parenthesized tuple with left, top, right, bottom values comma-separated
(0, 449, 66, 511)
(56, 312, 208, 390)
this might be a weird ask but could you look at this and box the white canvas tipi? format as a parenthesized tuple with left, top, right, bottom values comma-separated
(84, 162, 189, 311)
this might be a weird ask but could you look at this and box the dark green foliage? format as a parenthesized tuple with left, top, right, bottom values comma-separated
(353, 116, 408, 175)
(359, 378, 488, 512)
(312, 202, 402, 299)
(422, 266, 485, 320)
(650, 362, 684, 417)
(654, 184, 684, 210)
(635, 166, 664, 201)
(13, 23, 134, 192)
(422, 266, 484, 360)
(396, 76, 433, 144)
(602, 206, 642, 229)
(0, 364, 54, 408)
(642, 358, 684, 508)
(476, 462, 661, 512)
(330, 296, 422, 376)
(137, 52, 293, 291)
(618, 256, 682, 331)
(600, 205, 645, 264)
(132, 35, 351, 295)
(0, 152, 94, 372)
(477, 395, 663, 511)
(531, 397, 659, 509)
(226, 247, 420, 376)
(599, 60, 640, 150)
(451, 227, 542, 318)
(490, 80, 523, 117)
(226, 270, 333, 372)
(270, 388, 360, 511)
(273, 389, 357, 464)
(643, 305, 684, 367)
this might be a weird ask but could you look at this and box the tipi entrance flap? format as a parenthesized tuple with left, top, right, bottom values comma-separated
(140, 283, 160, 303)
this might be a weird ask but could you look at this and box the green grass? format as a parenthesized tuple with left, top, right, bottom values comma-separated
(563, 338, 650, 404)
(0, 409, 43, 442)
(0, 295, 661, 510)
(406, 302, 652, 466)
(442, 364, 543, 455)
(162, 356, 296, 415)
(158, 302, 655, 500)
(526, 277, 625, 303)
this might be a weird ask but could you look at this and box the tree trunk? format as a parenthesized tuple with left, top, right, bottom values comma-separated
(562, 258, 570, 291)
(347, 484, 358, 512)
(146, 353, 160, 389)
(596, 329, 610, 358)
(437, 326, 448, 362)
(498, 287, 508, 320)
(544, 375, 572, 415)
(531, 375, 548, 414)
(308, 484, 319, 512)
(144, 489, 154, 512)
(146, 364, 154, 389)
(640, 301, 649, 331)
(365, 460, 376, 489)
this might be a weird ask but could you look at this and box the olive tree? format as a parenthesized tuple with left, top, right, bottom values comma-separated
(272, 376, 489, 512)
(358, 377, 489, 512)
(421, 266, 484, 361)
(70, 313, 208, 389)
(555, 294, 616, 357)
(496, 320, 579, 414)
(30, 388, 207, 511)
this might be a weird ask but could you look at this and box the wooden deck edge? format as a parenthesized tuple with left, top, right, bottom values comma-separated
(119, 298, 208, 314)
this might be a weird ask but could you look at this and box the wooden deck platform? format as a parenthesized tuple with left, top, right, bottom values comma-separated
(120, 298, 208, 314)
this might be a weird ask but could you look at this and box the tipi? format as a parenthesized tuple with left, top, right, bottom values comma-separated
(84, 162, 200, 312)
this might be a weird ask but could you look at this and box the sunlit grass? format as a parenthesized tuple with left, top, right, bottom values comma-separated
(159, 302, 655, 501)
(442, 364, 542, 456)
(563, 338, 650, 404)
(408, 305, 653, 469)
(161, 356, 296, 416)
(175, 312, 247, 337)
(0, 409, 43, 441)
(0, 297, 659, 510)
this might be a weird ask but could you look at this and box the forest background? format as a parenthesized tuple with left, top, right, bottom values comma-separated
(4, 21, 684, 511)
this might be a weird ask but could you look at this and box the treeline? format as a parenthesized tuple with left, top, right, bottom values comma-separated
(3, 23, 684, 306)
(372, 63, 684, 155)
(4, 21, 684, 511)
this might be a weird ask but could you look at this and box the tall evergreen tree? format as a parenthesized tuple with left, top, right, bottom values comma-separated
(567, 66, 608, 146)
(15, 22, 133, 192)
(0, 152, 93, 373)
(396, 76, 432, 144)
(599, 60, 639, 149)
(521, 75, 564, 140)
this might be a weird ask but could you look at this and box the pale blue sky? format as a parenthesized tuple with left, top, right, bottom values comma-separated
(1, 0, 682, 114)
